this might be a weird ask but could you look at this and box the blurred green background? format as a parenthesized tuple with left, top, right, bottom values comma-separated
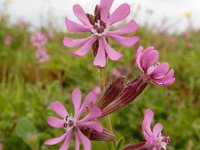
(0, 1, 200, 150)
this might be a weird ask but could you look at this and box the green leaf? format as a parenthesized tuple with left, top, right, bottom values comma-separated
(115, 137, 125, 150)
(15, 117, 37, 139)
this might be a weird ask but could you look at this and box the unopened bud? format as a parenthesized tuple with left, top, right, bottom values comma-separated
(97, 77, 125, 110)
(122, 142, 146, 150)
(101, 76, 148, 117)
(81, 128, 114, 141)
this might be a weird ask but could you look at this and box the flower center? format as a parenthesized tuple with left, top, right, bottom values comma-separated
(92, 20, 108, 36)
(155, 134, 170, 149)
(63, 115, 77, 131)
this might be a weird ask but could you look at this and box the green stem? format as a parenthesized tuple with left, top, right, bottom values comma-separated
(99, 68, 115, 150)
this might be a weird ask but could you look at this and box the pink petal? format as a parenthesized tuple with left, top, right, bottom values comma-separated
(93, 38, 106, 67)
(79, 107, 102, 122)
(76, 129, 91, 150)
(51, 101, 68, 118)
(59, 130, 72, 150)
(102, 37, 123, 61)
(162, 78, 175, 86)
(142, 109, 154, 140)
(136, 46, 144, 72)
(153, 147, 159, 150)
(142, 50, 159, 71)
(162, 69, 175, 83)
(75, 132, 81, 150)
(152, 69, 175, 86)
(72, 88, 82, 116)
(76, 91, 98, 119)
(77, 121, 103, 133)
(47, 116, 64, 128)
(108, 20, 138, 35)
(108, 33, 139, 47)
(150, 63, 169, 78)
(44, 133, 67, 145)
(73, 4, 91, 26)
(106, 3, 130, 25)
(65, 18, 91, 33)
(63, 36, 93, 48)
(153, 123, 163, 137)
(99, 0, 114, 22)
(70, 36, 97, 57)
(140, 47, 154, 62)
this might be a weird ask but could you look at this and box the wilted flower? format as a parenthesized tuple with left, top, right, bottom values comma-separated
(136, 46, 175, 86)
(4, 35, 12, 45)
(63, 0, 139, 67)
(30, 32, 48, 48)
(35, 48, 50, 63)
(44, 88, 103, 150)
(122, 109, 170, 150)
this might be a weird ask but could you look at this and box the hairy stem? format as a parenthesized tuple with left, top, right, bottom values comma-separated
(99, 68, 116, 149)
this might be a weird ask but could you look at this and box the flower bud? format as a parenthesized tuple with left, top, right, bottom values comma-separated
(97, 77, 125, 110)
(122, 142, 146, 150)
(81, 128, 114, 141)
(101, 76, 148, 117)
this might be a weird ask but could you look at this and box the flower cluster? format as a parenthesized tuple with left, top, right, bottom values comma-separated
(30, 32, 50, 63)
(44, 0, 175, 150)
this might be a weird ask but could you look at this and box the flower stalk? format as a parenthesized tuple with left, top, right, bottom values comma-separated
(98, 68, 116, 149)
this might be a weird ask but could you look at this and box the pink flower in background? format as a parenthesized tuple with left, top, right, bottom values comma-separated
(142, 109, 170, 150)
(136, 46, 175, 86)
(18, 18, 26, 29)
(63, 0, 139, 67)
(112, 68, 122, 78)
(47, 32, 54, 39)
(30, 32, 48, 48)
(0, 143, 3, 150)
(44, 88, 103, 150)
(168, 37, 176, 45)
(93, 86, 101, 95)
(187, 42, 193, 48)
(4, 35, 12, 45)
(35, 48, 50, 63)
(183, 32, 190, 39)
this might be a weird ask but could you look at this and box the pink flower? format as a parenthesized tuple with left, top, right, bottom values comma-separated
(136, 46, 175, 86)
(93, 86, 101, 95)
(63, 0, 139, 67)
(35, 48, 50, 63)
(142, 109, 170, 150)
(0, 143, 3, 150)
(4, 35, 12, 45)
(47, 32, 54, 39)
(44, 88, 103, 150)
(30, 32, 48, 48)
(122, 109, 170, 150)
(112, 68, 122, 78)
